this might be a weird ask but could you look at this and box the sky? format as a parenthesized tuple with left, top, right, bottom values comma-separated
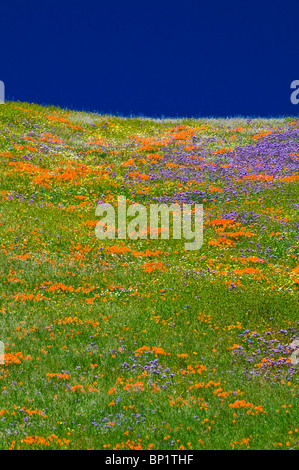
(1, 0, 299, 117)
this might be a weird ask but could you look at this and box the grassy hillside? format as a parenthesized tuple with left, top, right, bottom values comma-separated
(0, 102, 298, 449)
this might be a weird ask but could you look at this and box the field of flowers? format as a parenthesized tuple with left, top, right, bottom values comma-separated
(0, 102, 298, 450)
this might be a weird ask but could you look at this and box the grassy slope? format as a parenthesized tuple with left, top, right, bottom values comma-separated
(0, 101, 298, 449)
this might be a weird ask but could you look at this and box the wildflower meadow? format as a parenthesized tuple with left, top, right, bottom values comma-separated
(0, 101, 298, 450)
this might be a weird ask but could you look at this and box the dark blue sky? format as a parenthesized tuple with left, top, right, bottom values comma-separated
(1, 0, 299, 117)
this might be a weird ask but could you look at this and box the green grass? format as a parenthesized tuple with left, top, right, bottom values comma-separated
(0, 101, 298, 449)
